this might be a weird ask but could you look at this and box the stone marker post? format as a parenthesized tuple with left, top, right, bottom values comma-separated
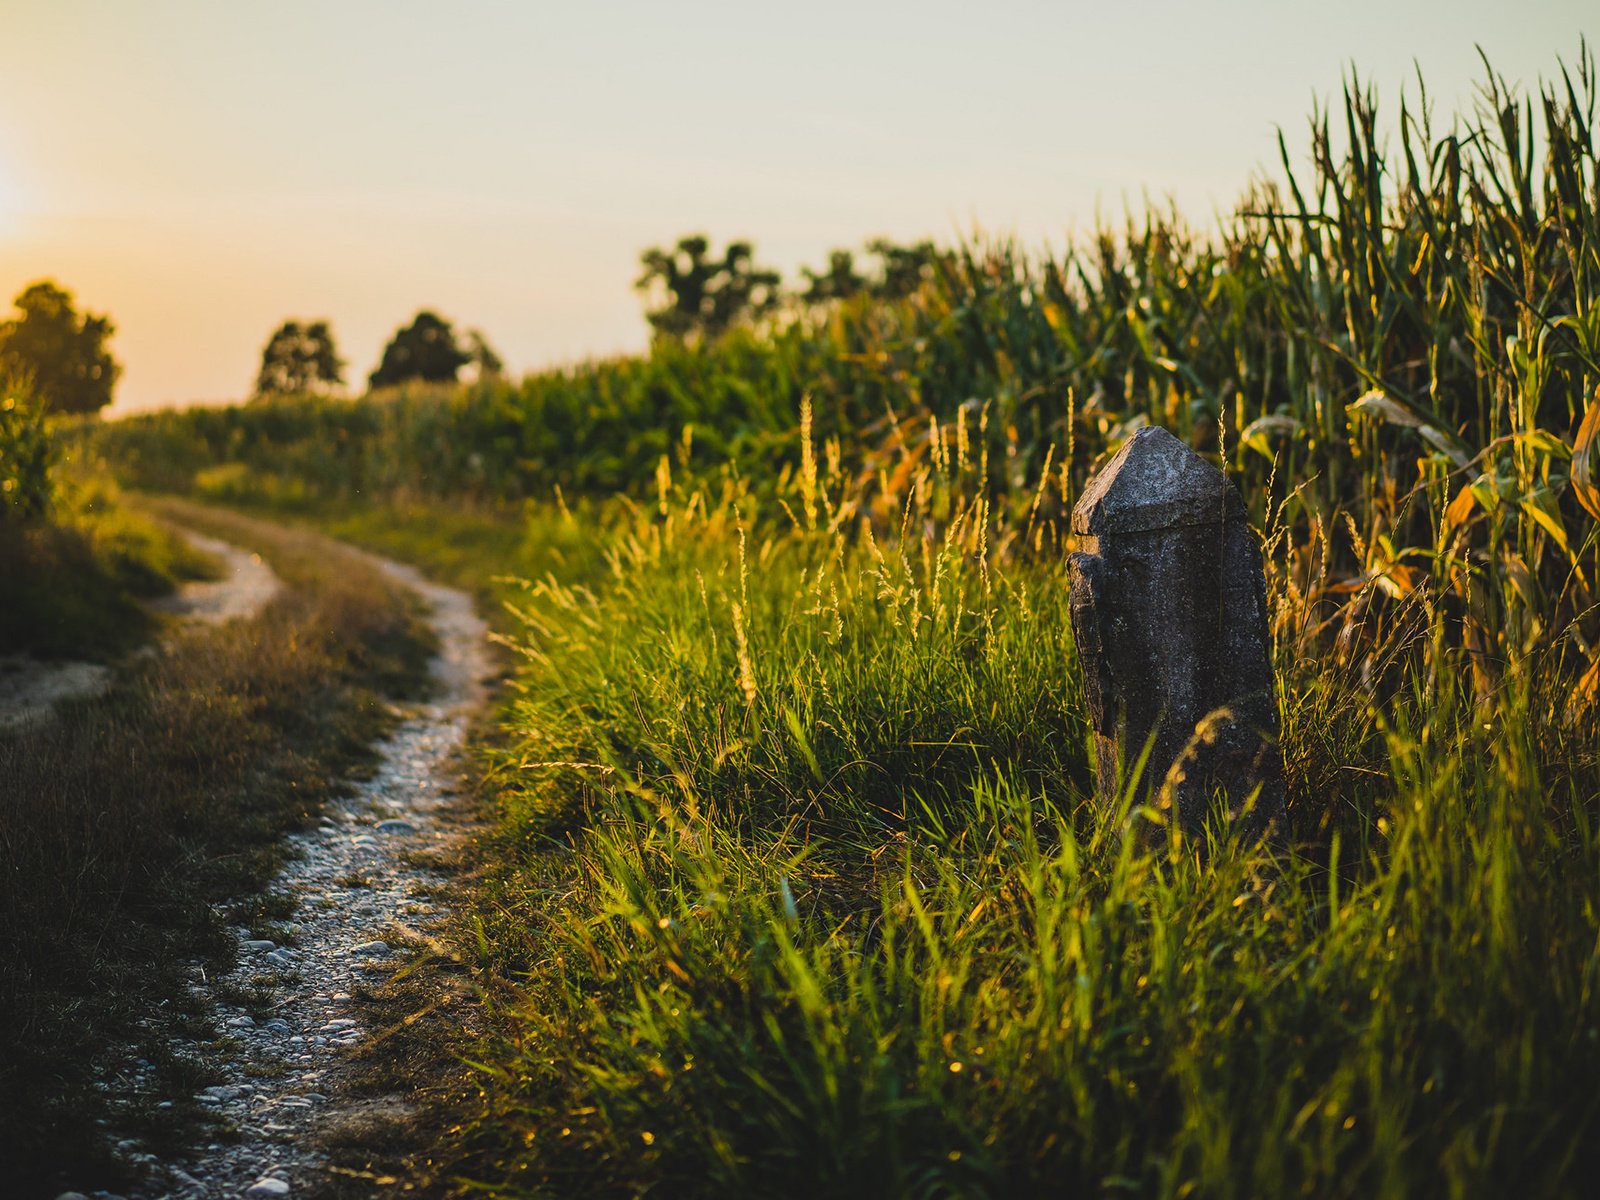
(1067, 425, 1286, 841)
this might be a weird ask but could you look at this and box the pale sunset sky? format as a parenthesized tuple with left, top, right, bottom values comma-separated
(0, 1, 1593, 414)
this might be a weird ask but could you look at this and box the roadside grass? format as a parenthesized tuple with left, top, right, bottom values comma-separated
(0, 501, 435, 1196)
(93, 469, 1600, 1196)
(268, 493, 604, 618)
(97, 429, 1600, 1196)
(433, 478, 1600, 1199)
(0, 463, 215, 659)
(129, 485, 606, 623)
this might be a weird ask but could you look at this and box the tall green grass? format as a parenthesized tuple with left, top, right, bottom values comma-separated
(450, 447, 1599, 1197)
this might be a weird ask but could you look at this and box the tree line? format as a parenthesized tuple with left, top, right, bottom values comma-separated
(0, 282, 506, 412)
(0, 234, 939, 412)
(255, 311, 503, 399)
(634, 234, 946, 341)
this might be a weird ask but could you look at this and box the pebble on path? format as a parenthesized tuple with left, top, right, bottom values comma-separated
(244, 1179, 292, 1198)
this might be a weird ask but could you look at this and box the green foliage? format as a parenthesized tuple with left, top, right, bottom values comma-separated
(369, 310, 471, 388)
(796, 237, 946, 303)
(801, 249, 866, 303)
(253, 319, 345, 397)
(463, 327, 505, 381)
(0, 463, 213, 660)
(637, 234, 782, 341)
(862, 236, 946, 299)
(0, 391, 213, 658)
(0, 281, 119, 415)
(453, 459, 1599, 1197)
(0, 384, 53, 522)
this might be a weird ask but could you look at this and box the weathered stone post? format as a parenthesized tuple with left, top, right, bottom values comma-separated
(1067, 425, 1286, 842)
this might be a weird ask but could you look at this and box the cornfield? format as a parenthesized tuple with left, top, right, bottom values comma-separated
(104, 52, 1600, 700)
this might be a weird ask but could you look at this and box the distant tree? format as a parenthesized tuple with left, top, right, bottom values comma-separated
(253, 319, 344, 397)
(867, 238, 944, 299)
(796, 240, 946, 307)
(636, 235, 781, 341)
(801, 250, 866, 304)
(0, 281, 120, 415)
(463, 328, 504, 381)
(368, 311, 471, 388)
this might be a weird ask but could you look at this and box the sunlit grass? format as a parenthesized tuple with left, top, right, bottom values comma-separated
(436, 458, 1600, 1197)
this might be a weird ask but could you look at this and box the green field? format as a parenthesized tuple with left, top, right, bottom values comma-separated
(34, 52, 1600, 1198)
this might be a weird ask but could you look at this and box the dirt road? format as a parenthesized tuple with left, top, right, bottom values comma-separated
(64, 540, 493, 1200)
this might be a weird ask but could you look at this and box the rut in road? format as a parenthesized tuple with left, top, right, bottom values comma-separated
(121, 551, 494, 1200)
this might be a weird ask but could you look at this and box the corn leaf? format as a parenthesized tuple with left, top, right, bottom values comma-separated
(1572, 389, 1600, 520)
(1521, 488, 1574, 557)
(1444, 484, 1479, 532)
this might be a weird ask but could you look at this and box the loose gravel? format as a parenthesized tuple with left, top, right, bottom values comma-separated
(71, 554, 493, 1200)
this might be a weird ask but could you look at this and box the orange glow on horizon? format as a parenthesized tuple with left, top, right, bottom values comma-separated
(0, 1, 1592, 414)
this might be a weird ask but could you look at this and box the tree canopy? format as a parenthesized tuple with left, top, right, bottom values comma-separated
(634, 235, 947, 336)
(801, 250, 867, 304)
(636, 235, 781, 341)
(0, 281, 120, 415)
(802, 239, 945, 303)
(866, 238, 945, 299)
(253, 319, 344, 398)
(463, 329, 504, 382)
(369, 311, 472, 388)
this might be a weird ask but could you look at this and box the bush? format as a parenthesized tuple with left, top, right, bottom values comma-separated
(0, 386, 53, 522)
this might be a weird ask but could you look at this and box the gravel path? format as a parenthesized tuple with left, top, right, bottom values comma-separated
(0, 530, 283, 732)
(148, 531, 284, 628)
(81, 554, 493, 1200)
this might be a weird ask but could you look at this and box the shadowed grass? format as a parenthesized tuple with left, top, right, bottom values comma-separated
(0, 467, 215, 660)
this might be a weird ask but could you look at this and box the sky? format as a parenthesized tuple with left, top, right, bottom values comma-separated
(0, 1, 1593, 414)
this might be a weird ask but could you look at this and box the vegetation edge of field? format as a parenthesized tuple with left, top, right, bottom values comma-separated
(159, 478, 1599, 1199)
